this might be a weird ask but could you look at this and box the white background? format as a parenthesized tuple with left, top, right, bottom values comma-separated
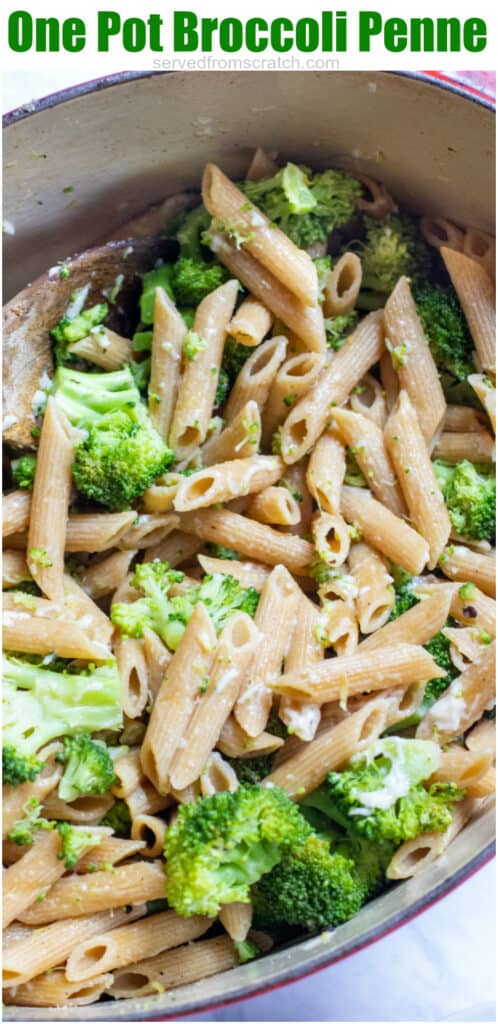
(2, 67, 496, 1023)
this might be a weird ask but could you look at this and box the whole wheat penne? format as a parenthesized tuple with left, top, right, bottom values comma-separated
(2, 743, 63, 837)
(444, 583, 496, 635)
(443, 405, 488, 433)
(112, 748, 144, 798)
(174, 455, 283, 512)
(379, 351, 399, 413)
(199, 751, 239, 796)
(247, 484, 301, 526)
(463, 228, 496, 279)
(270, 642, 443, 703)
(283, 459, 315, 538)
(143, 530, 203, 568)
(355, 172, 398, 217)
(2, 906, 145, 989)
(280, 310, 384, 463)
(180, 507, 313, 574)
(197, 554, 270, 591)
(386, 798, 475, 880)
(67, 326, 132, 370)
(2, 548, 32, 588)
(203, 401, 262, 466)
(385, 391, 451, 567)
(349, 542, 394, 633)
(468, 374, 496, 433)
(125, 781, 171, 819)
(142, 472, 183, 514)
(170, 613, 259, 788)
(442, 246, 495, 372)
(439, 544, 495, 597)
(225, 336, 288, 423)
(228, 295, 273, 346)
(433, 430, 495, 463)
(220, 901, 253, 942)
(334, 407, 406, 517)
(169, 279, 239, 459)
(384, 277, 446, 442)
(262, 351, 325, 446)
(117, 514, 179, 552)
(235, 566, 299, 736)
(141, 604, 217, 792)
(312, 511, 351, 569)
(217, 715, 284, 758)
(315, 598, 359, 656)
(81, 549, 136, 600)
(465, 768, 496, 797)
(430, 746, 493, 787)
(142, 626, 172, 698)
(247, 146, 280, 180)
(109, 934, 238, 999)
(148, 286, 186, 440)
(349, 372, 388, 429)
(130, 814, 168, 857)
(359, 587, 452, 651)
(3, 490, 32, 537)
(76, 836, 147, 873)
(2, 610, 110, 661)
(203, 163, 318, 305)
(66, 910, 212, 982)
(305, 429, 345, 515)
(417, 642, 495, 743)
(465, 717, 496, 757)
(114, 635, 149, 719)
(264, 695, 393, 797)
(3, 829, 89, 929)
(340, 485, 429, 575)
(4, 969, 114, 1008)
(279, 598, 322, 741)
(420, 215, 464, 252)
(62, 574, 113, 645)
(209, 231, 326, 354)
(19, 860, 166, 926)
(27, 398, 73, 603)
(324, 252, 362, 316)
(65, 511, 137, 552)
(443, 625, 488, 672)
(42, 793, 114, 824)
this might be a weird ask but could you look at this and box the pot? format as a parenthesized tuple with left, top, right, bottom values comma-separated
(2, 70, 495, 1021)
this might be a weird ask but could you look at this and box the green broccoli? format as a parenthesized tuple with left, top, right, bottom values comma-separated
(56, 821, 103, 868)
(56, 733, 119, 803)
(175, 205, 213, 261)
(53, 366, 174, 509)
(100, 799, 132, 837)
(182, 331, 207, 361)
(234, 939, 261, 964)
(205, 543, 240, 561)
(242, 163, 362, 248)
(325, 312, 359, 352)
(129, 357, 151, 393)
(252, 834, 367, 932)
(163, 784, 312, 916)
(354, 214, 432, 298)
(313, 256, 332, 302)
(413, 283, 475, 404)
(2, 655, 122, 786)
(305, 739, 464, 846)
(221, 338, 252, 391)
(344, 449, 368, 487)
(111, 564, 259, 651)
(389, 568, 419, 620)
(227, 754, 275, 785)
(51, 292, 108, 365)
(171, 257, 227, 307)
(7, 797, 49, 844)
(11, 454, 37, 490)
(132, 330, 153, 352)
(139, 265, 175, 324)
(433, 460, 496, 542)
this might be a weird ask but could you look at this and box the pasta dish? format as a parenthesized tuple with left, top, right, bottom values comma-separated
(2, 148, 496, 1009)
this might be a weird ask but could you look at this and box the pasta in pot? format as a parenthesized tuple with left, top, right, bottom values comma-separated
(2, 148, 495, 1008)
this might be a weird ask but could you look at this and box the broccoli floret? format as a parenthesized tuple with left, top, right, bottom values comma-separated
(56, 733, 118, 803)
(314, 256, 332, 302)
(433, 460, 496, 542)
(344, 449, 367, 487)
(129, 358, 151, 394)
(139, 265, 175, 324)
(11, 454, 37, 490)
(182, 331, 207, 361)
(100, 799, 132, 837)
(2, 655, 122, 785)
(413, 284, 475, 402)
(51, 299, 108, 365)
(163, 784, 312, 916)
(111, 564, 259, 652)
(325, 312, 359, 352)
(227, 755, 275, 785)
(389, 569, 419, 620)
(354, 214, 432, 296)
(132, 330, 153, 352)
(175, 205, 213, 261)
(53, 367, 174, 509)
(221, 338, 252, 390)
(242, 163, 362, 248)
(424, 632, 459, 705)
(171, 257, 227, 307)
(309, 739, 464, 846)
(252, 834, 367, 931)
(205, 543, 240, 561)
(56, 821, 103, 868)
(234, 939, 260, 964)
(7, 797, 50, 844)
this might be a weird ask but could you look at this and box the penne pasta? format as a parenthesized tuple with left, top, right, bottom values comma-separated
(148, 286, 186, 441)
(324, 252, 362, 316)
(27, 398, 74, 603)
(432, 430, 495, 463)
(228, 295, 273, 346)
(416, 642, 496, 743)
(247, 484, 301, 527)
(4, 968, 114, 1008)
(441, 246, 495, 373)
(19, 860, 166, 925)
(202, 400, 261, 465)
(349, 542, 394, 634)
(279, 595, 323, 741)
(439, 544, 495, 597)
(67, 326, 132, 370)
(3, 829, 94, 929)
(225, 335, 287, 423)
(311, 511, 351, 569)
(179, 507, 313, 574)
(109, 934, 238, 999)
(2, 490, 32, 537)
(81, 549, 136, 600)
(359, 587, 452, 651)
(305, 429, 345, 515)
(468, 374, 496, 434)
(174, 455, 283, 512)
(262, 351, 325, 446)
(333, 407, 406, 517)
(349, 372, 388, 429)
(340, 485, 429, 575)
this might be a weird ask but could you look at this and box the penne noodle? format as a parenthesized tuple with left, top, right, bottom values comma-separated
(148, 286, 186, 440)
(174, 455, 283, 512)
(2, 744, 63, 837)
(386, 799, 474, 880)
(143, 626, 172, 698)
(443, 405, 489, 434)
(143, 530, 203, 568)
(225, 335, 287, 423)
(463, 768, 496, 798)
(430, 746, 493, 788)
(202, 163, 318, 305)
(280, 595, 323, 741)
(333, 407, 406, 517)
(81, 549, 136, 600)
(247, 146, 280, 180)
(306, 429, 346, 515)
(142, 472, 183, 514)
(67, 326, 132, 370)
(463, 228, 496, 279)
(76, 836, 147, 872)
(2, 609, 110, 661)
(117, 513, 180, 551)
(125, 781, 171, 820)
(465, 718, 496, 757)
(468, 374, 496, 434)
(235, 565, 299, 737)
(442, 246, 495, 373)
(42, 793, 114, 824)
(315, 598, 359, 656)
(385, 391, 451, 567)
(169, 279, 239, 459)
(62, 573, 113, 645)
(65, 511, 137, 552)
(340, 485, 429, 575)
(112, 748, 144, 799)
(283, 459, 315, 538)
(384, 277, 446, 443)
(3, 490, 32, 537)
(270, 642, 443, 703)
(416, 642, 495, 744)
(216, 715, 284, 757)
(247, 484, 301, 527)
(432, 430, 495, 463)
(359, 587, 452, 651)
(349, 542, 394, 634)
(197, 554, 270, 591)
(109, 934, 238, 1000)
(2, 548, 32, 588)
(114, 635, 149, 719)
(228, 295, 273, 346)
(130, 814, 168, 857)
(3, 829, 92, 929)
(262, 351, 325, 446)
(179, 507, 313, 575)
(379, 350, 399, 413)
(311, 511, 351, 569)
(349, 372, 388, 429)
(202, 400, 261, 465)
(324, 252, 362, 316)
(280, 310, 384, 463)
(354, 173, 398, 217)
(439, 544, 495, 597)
(27, 398, 74, 603)
(219, 901, 253, 942)
(420, 215, 464, 252)
(4, 968, 114, 1008)
(199, 751, 239, 796)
